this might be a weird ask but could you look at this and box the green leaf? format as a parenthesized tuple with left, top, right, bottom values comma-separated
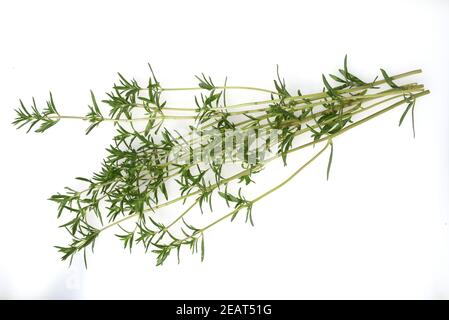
(200, 234, 205, 262)
(116, 230, 134, 252)
(218, 191, 240, 205)
(90, 90, 101, 115)
(380, 69, 399, 89)
(322, 74, 340, 100)
(35, 118, 58, 133)
(85, 122, 100, 135)
(196, 73, 215, 90)
(343, 54, 349, 79)
(273, 65, 290, 97)
(326, 141, 334, 181)
(399, 101, 413, 127)
(329, 74, 346, 83)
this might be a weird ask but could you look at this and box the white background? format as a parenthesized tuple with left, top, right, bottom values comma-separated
(0, 0, 448, 299)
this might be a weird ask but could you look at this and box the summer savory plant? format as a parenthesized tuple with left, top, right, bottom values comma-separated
(13, 57, 429, 267)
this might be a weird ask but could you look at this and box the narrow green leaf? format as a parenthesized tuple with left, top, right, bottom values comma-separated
(399, 101, 413, 127)
(322, 74, 339, 100)
(343, 54, 348, 78)
(200, 234, 205, 262)
(327, 141, 334, 180)
(380, 69, 399, 89)
(329, 74, 346, 83)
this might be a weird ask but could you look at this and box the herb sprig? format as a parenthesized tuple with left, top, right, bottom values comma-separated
(13, 57, 429, 266)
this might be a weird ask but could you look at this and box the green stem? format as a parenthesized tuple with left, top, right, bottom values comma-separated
(51, 115, 197, 122)
(160, 85, 277, 95)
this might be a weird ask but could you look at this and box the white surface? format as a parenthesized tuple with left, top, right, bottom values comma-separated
(0, 0, 448, 299)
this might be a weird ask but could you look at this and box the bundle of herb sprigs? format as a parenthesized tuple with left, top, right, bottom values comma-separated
(13, 57, 429, 267)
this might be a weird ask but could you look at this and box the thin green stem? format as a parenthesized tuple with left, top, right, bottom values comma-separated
(159, 85, 277, 94)
(50, 115, 197, 122)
